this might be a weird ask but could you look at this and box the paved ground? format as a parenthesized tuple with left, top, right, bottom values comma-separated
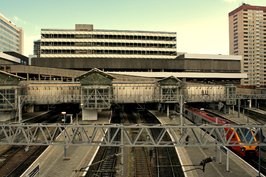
(21, 110, 111, 177)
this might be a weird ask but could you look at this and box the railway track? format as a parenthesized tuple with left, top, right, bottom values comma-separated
(124, 108, 153, 177)
(141, 110, 184, 177)
(86, 108, 121, 177)
(0, 111, 70, 176)
(134, 146, 153, 177)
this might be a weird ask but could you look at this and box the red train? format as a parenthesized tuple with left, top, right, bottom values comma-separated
(184, 106, 259, 158)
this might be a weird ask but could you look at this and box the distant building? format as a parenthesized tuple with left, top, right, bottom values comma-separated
(0, 51, 28, 72)
(34, 40, 40, 57)
(28, 55, 37, 65)
(0, 13, 24, 55)
(229, 4, 266, 88)
(40, 24, 177, 59)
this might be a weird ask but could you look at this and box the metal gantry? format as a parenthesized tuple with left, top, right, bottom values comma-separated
(0, 123, 265, 147)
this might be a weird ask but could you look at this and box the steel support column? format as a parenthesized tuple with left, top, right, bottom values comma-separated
(238, 99, 240, 118)
(180, 95, 183, 134)
(18, 96, 22, 123)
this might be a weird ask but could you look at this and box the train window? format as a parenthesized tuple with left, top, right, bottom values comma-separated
(236, 128, 253, 141)
(206, 114, 215, 117)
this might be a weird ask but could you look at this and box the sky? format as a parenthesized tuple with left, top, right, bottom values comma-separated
(0, 0, 265, 57)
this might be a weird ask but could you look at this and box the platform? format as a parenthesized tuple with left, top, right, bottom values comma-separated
(149, 110, 263, 177)
(21, 110, 111, 177)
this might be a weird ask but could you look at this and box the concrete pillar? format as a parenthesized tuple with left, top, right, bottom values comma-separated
(82, 109, 97, 120)
(50, 75, 51, 81)
(72, 77, 74, 82)
(232, 106, 234, 114)
(27, 73, 29, 81)
(249, 99, 252, 108)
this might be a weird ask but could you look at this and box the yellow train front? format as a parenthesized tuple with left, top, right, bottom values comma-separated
(226, 128, 259, 158)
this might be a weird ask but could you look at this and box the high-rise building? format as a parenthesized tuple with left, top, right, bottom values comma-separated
(40, 24, 177, 59)
(0, 13, 24, 55)
(229, 4, 266, 88)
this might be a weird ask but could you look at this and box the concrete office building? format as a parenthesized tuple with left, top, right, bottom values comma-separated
(229, 4, 266, 88)
(31, 24, 245, 85)
(40, 24, 177, 59)
(0, 13, 24, 55)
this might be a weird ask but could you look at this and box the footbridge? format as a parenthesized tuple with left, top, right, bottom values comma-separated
(0, 68, 265, 121)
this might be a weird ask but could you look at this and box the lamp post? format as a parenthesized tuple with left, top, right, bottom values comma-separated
(61, 111, 67, 158)
(80, 103, 84, 125)
(183, 102, 187, 124)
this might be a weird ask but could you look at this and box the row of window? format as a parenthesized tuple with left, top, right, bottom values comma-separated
(244, 51, 266, 54)
(244, 36, 266, 39)
(41, 42, 176, 49)
(0, 23, 19, 38)
(243, 82, 266, 84)
(244, 20, 266, 24)
(0, 41, 19, 51)
(244, 9, 266, 13)
(41, 34, 176, 41)
(243, 13, 265, 16)
(244, 55, 266, 58)
(244, 70, 263, 72)
(244, 43, 266, 46)
(40, 49, 177, 55)
(0, 20, 18, 34)
(244, 28, 266, 31)
(244, 39, 266, 42)
(0, 34, 19, 50)
(244, 47, 266, 50)
(243, 17, 264, 20)
(0, 45, 10, 51)
(0, 29, 19, 43)
(0, 89, 15, 105)
(28, 87, 80, 90)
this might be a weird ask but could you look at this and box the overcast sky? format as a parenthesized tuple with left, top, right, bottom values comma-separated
(1, 0, 265, 57)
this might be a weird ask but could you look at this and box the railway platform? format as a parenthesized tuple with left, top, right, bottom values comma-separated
(208, 108, 260, 125)
(149, 110, 263, 177)
(21, 110, 111, 177)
